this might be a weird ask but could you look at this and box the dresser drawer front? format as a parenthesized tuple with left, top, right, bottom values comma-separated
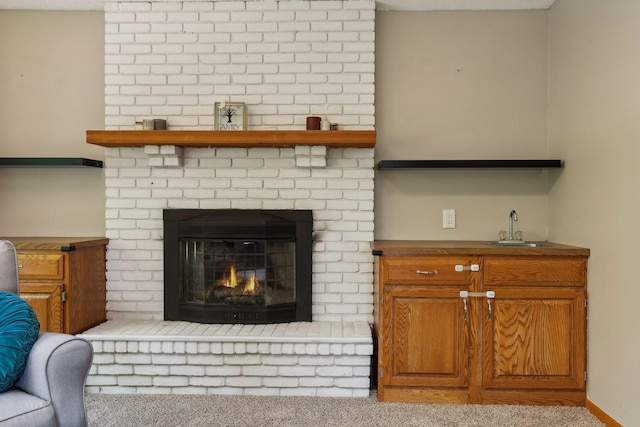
(382, 256, 473, 285)
(17, 253, 65, 280)
(483, 257, 586, 286)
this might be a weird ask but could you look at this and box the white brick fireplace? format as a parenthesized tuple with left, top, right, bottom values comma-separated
(81, 0, 377, 397)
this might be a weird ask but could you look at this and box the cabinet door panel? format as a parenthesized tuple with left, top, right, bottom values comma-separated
(19, 282, 63, 333)
(382, 286, 469, 388)
(482, 288, 585, 390)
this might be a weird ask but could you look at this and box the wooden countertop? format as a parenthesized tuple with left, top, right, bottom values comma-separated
(372, 240, 590, 257)
(2, 237, 109, 251)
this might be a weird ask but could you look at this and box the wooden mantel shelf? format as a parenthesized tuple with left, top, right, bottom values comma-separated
(86, 130, 376, 148)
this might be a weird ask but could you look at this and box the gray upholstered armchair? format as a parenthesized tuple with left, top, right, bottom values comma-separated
(0, 240, 94, 427)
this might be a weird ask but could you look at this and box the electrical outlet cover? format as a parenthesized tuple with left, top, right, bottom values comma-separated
(443, 209, 455, 228)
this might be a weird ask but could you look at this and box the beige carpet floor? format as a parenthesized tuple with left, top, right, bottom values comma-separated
(86, 392, 606, 427)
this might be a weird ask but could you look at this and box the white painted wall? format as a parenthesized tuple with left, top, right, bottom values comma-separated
(547, 0, 640, 424)
(0, 11, 105, 237)
(374, 11, 550, 241)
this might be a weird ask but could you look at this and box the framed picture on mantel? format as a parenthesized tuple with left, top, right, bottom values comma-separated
(214, 101, 247, 130)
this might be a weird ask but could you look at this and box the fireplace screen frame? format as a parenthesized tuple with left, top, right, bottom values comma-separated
(164, 209, 313, 324)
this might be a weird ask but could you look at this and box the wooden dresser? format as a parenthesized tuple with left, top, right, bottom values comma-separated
(4, 237, 108, 335)
(372, 240, 590, 406)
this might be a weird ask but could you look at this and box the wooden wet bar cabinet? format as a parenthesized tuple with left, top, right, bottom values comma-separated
(4, 237, 108, 334)
(372, 240, 590, 406)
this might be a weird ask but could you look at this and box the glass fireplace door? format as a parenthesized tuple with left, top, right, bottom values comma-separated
(180, 238, 296, 308)
(164, 209, 312, 324)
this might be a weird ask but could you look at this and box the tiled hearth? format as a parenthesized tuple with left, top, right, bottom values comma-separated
(83, 0, 377, 397)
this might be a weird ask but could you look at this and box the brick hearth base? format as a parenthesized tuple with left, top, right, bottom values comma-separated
(79, 320, 373, 397)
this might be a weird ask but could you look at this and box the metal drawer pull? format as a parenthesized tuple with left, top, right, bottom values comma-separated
(455, 264, 479, 272)
(18, 264, 23, 270)
(416, 269, 438, 276)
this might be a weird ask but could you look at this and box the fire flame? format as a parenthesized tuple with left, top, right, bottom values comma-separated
(227, 265, 238, 288)
(244, 273, 256, 294)
(222, 265, 258, 294)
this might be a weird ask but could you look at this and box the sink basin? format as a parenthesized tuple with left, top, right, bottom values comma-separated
(482, 241, 552, 248)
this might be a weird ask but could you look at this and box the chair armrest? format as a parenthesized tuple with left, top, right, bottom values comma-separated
(15, 332, 93, 427)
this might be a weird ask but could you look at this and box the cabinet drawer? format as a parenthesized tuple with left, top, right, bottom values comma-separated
(483, 257, 586, 287)
(17, 253, 65, 280)
(382, 256, 473, 285)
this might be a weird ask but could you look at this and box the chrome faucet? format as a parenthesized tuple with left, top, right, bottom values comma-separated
(508, 210, 518, 241)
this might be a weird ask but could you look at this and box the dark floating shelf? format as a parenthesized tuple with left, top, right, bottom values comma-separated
(377, 160, 563, 170)
(0, 158, 103, 168)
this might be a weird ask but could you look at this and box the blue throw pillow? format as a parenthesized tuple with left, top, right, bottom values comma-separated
(0, 292, 40, 392)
